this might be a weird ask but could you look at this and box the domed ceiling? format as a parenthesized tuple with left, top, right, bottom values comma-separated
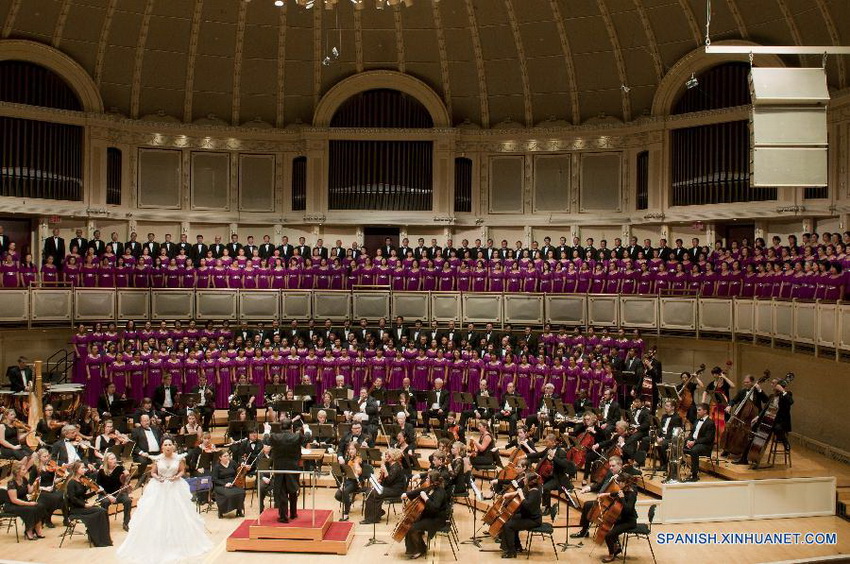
(1, 0, 848, 127)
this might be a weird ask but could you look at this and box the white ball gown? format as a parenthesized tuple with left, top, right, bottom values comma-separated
(116, 453, 213, 563)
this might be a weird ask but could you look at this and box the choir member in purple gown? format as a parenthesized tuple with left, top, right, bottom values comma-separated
(40, 256, 59, 285)
(249, 349, 267, 407)
(637, 264, 654, 294)
(548, 356, 567, 402)
(18, 255, 36, 288)
(351, 349, 369, 392)
(515, 354, 534, 412)
(411, 349, 431, 391)
(575, 263, 592, 293)
(438, 263, 455, 291)
(471, 263, 488, 292)
(300, 259, 316, 289)
(226, 263, 243, 289)
(216, 354, 234, 409)
(79, 256, 98, 288)
(422, 261, 438, 291)
(447, 350, 466, 412)
(108, 356, 129, 397)
(521, 265, 538, 293)
(405, 262, 423, 291)
(83, 345, 103, 406)
(164, 351, 184, 392)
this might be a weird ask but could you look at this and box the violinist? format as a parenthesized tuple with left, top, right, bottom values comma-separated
(50, 424, 85, 465)
(499, 472, 543, 559)
(469, 420, 496, 468)
(190, 373, 216, 430)
(598, 387, 621, 432)
(28, 448, 66, 528)
(334, 441, 363, 522)
(65, 460, 113, 546)
(94, 419, 126, 460)
(96, 452, 132, 531)
(400, 469, 449, 560)
(0, 408, 33, 460)
(449, 441, 472, 497)
(187, 431, 217, 475)
(211, 450, 246, 518)
(391, 430, 416, 477)
(655, 399, 683, 468)
(35, 404, 66, 447)
(526, 433, 574, 520)
(3, 460, 48, 540)
(180, 410, 204, 447)
(361, 448, 405, 525)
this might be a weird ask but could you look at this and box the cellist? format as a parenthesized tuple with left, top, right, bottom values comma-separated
(499, 472, 543, 559)
(525, 433, 574, 520)
(571, 455, 626, 540)
(400, 469, 449, 560)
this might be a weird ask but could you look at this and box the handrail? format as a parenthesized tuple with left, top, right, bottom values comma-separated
(44, 348, 73, 384)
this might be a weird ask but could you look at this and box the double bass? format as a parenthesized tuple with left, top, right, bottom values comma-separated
(746, 373, 795, 468)
(720, 370, 770, 457)
(639, 348, 658, 404)
(677, 364, 705, 423)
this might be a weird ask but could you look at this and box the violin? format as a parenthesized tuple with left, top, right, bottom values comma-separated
(77, 474, 101, 493)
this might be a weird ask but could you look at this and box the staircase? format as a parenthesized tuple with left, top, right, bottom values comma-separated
(44, 348, 73, 383)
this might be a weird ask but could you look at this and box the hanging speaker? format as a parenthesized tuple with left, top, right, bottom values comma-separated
(749, 67, 829, 187)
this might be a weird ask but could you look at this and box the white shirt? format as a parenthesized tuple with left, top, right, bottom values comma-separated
(144, 428, 160, 452)
(64, 440, 80, 464)
(164, 388, 173, 408)
(198, 386, 206, 406)
(431, 390, 442, 410)
(661, 416, 671, 435)
(633, 408, 643, 425)
(692, 417, 706, 440)
(602, 401, 611, 420)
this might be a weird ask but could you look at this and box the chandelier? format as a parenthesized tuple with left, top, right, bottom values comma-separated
(272, 0, 422, 8)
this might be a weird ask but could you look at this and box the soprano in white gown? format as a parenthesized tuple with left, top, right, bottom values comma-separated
(116, 452, 213, 563)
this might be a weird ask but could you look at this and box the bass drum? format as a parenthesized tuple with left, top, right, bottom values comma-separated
(46, 384, 84, 421)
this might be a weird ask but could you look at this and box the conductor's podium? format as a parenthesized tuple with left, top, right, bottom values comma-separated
(226, 508, 355, 555)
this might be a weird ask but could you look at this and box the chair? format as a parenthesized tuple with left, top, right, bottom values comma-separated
(59, 499, 91, 549)
(0, 489, 20, 543)
(524, 522, 558, 560)
(384, 496, 404, 525)
(428, 521, 458, 562)
(767, 438, 792, 468)
(621, 504, 658, 564)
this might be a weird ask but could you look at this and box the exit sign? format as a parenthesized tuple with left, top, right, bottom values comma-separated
(48, 216, 61, 224)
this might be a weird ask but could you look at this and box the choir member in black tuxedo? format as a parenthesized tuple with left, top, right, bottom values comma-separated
(401, 470, 449, 559)
(97, 452, 133, 530)
(362, 448, 406, 524)
(683, 403, 715, 481)
(211, 450, 246, 518)
(28, 449, 66, 527)
(334, 441, 363, 521)
(525, 433, 574, 519)
(496, 381, 521, 438)
(65, 461, 113, 546)
(424, 378, 450, 433)
(43, 229, 65, 266)
(655, 399, 683, 468)
(597, 387, 621, 433)
(616, 348, 644, 399)
(264, 415, 312, 522)
(499, 472, 543, 559)
(4, 460, 48, 540)
(131, 414, 162, 475)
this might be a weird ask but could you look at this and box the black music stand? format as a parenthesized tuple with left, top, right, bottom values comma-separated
(265, 384, 288, 397)
(227, 421, 249, 442)
(311, 424, 336, 444)
(330, 387, 352, 401)
(178, 393, 201, 409)
(294, 384, 316, 398)
(337, 399, 359, 414)
(273, 400, 306, 418)
(555, 487, 583, 551)
(507, 396, 527, 416)
(385, 390, 401, 405)
(460, 475, 486, 548)
(235, 384, 259, 398)
(454, 392, 474, 411)
(617, 369, 640, 409)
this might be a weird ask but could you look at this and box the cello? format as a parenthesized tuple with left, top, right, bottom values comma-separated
(746, 373, 795, 468)
(677, 364, 705, 423)
(391, 479, 431, 542)
(488, 492, 523, 537)
(720, 370, 771, 457)
(589, 471, 638, 546)
(565, 426, 596, 470)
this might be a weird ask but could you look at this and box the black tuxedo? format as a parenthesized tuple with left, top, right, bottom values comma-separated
(382, 245, 396, 258)
(125, 240, 142, 258)
(50, 439, 84, 464)
(190, 384, 215, 429)
(107, 240, 123, 256)
(443, 330, 460, 346)
(656, 412, 683, 465)
(684, 416, 715, 479)
(88, 238, 106, 256)
(192, 243, 209, 261)
(392, 325, 408, 343)
(7, 365, 33, 392)
(312, 246, 328, 260)
(413, 246, 428, 262)
(153, 385, 180, 412)
(227, 242, 242, 257)
(97, 393, 122, 417)
(424, 388, 451, 431)
(144, 241, 160, 258)
(277, 244, 294, 259)
(296, 244, 310, 257)
(398, 246, 412, 259)
(210, 243, 225, 258)
(328, 246, 345, 260)
(243, 244, 258, 258)
(258, 243, 275, 259)
(70, 236, 88, 255)
(599, 399, 621, 427)
(160, 241, 176, 258)
(176, 242, 191, 257)
(265, 428, 312, 520)
(131, 425, 162, 473)
(629, 406, 651, 440)
(43, 236, 66, 264)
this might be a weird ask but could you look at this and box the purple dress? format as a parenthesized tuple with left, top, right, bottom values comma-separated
(471, 270, 488, 292)
(575, 270, 592, 293)
(411, 357, 431, 390)
(484, 361, 502, 391)
(183, 358, 200, 391)
(447, 359, 466, 412)
(549, 364, 566, 402)
(320, 357, 337, 396)
(216, 358, 233, 408)
(250, 358, 267, 406)
(81, 264, 98, 287)
(389, 356, 408, 389)
(515, 363, 534, 412)
(489, 271, 505, 293)
(85, 354, 104, 406)
(531, 363, 549, 407)
(351, 358, 368, 392)
(127, 361, 146, 403)
(165, 359, 184, 391)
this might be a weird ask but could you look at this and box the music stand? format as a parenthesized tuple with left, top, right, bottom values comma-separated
(383, 423, 401, 441)
(385, 390, 400, 405)
(273, 400, 305, 417)
(179, 393, 201, 409)
(379, 405, 396, 421)
(413, 390, 429, 406)
(454, 392, 473, 409)
(311, 424, 336, 443)
(265, 384, 288, 397)
(337, 423, 352, 441)
(257, 457, 272, 512)
(369, 388, 387, 403)
(183, 433, 199, 450)
(197, 450, 221, 474)
(617, 369, 640, 408)
(294, 384, 316, 398)
(227, 421, 249, 441)
(556, 487, 583, 551)
(507, 396, 527, 414)
(337, 399, 359, 414)
(235, 385, 259, 398)
(477, 396, 499, 411)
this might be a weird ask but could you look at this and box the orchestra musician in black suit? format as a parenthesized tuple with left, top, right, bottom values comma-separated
(496, 381, 521, 438)
(498, 472, 543, 559)
(131, 414, 162, 475)
(7, 357, 33, 393)
(655, 399, 683, 468)
(424, 379, 450, 433)
(683, 403, 715, 482)
(525, 433, 574, 519)
(190, 374, 216, 430)
(97, 381, 124, 418)
(597, 387, 621, 433)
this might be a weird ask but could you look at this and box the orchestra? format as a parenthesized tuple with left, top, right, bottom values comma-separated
(0, 317, 801, 562)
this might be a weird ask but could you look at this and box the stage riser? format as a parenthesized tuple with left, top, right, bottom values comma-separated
(658, 477, 836, 523)
(227, 537, 352, 555)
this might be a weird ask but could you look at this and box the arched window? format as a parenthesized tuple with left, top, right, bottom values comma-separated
(328, 89, 434, 211)
(670, 62, 776, 206)
(0, 61, 84, 201)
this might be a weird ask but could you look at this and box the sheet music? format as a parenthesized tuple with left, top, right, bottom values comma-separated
(369, 474, 384, 495)
(470, 477, 483, 501)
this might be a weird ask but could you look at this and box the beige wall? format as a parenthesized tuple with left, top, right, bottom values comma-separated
(0, 328, 74, 385)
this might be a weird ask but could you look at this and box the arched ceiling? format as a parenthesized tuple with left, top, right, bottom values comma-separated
(0, 0, 848, 128)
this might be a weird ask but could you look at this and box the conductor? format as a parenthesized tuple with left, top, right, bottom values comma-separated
(264, 415, 312, 523)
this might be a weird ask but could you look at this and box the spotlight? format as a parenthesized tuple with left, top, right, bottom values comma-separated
(274, 0, 284, 6)
(685, 72, 699, 90)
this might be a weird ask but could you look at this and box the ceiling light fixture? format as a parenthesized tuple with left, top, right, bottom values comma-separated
(685, 72, 699, 90)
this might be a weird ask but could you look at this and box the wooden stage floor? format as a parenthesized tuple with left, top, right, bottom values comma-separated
(4, 441, 850, 563)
